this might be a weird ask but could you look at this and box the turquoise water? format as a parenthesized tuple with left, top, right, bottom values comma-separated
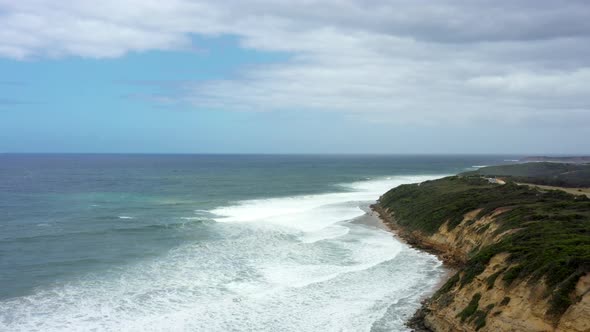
(0, 154, 515, 331)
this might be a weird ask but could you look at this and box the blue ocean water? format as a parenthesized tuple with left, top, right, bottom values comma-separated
(0, 154, 515, 331)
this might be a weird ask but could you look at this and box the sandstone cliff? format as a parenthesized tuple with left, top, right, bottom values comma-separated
(374, 177, 590, 332)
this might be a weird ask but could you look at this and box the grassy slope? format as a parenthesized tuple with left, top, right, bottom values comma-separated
(379, 176, 590, 317)
(461, 162, 590, 187)
(518, 183, 590, 198)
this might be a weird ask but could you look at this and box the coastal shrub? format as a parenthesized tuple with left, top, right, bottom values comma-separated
(378, 175, 590, 318)
(460, 262, 487, 287)
(473, 310, 487, 330)
(467, 245, 482, 259)
(472, 305, 494, 331)
(476, 223, 490, 234)
(502, 265, 523, 286)
(433, 273, 460, 300)
(460, 246, 497, 287)
(500, 297, 510, 306)
(457, 293, 481, 322)
(460, 162, 590, 187)
(486, 269, 505, 290)
(548, 270, 584, 317)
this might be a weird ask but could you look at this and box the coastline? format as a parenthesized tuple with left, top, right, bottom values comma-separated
(369, 204, 463, 268)
(365, 204, 457, 332)
(370, 175, 590, 332)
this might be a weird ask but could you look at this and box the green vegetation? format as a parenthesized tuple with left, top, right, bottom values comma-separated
(379, 176, 590, 318)
(500, 297, 511, 306)
(473, 304, 494, 331)
(502, 265, 523, 286)
(457, 293, 481, 322)
(435, 273, 459, 297)
(485, 269, 504, 290)
(461, 162, 590, 187)
(379, 176, 497, 234)
(456, 293, 493, 330)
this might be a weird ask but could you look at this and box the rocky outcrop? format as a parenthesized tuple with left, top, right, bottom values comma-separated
(373, 205, 590, 332)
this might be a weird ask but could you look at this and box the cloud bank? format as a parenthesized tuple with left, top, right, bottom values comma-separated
(1, 0, 589, 125)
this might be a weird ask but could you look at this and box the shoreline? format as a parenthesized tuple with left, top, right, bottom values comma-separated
(369, 203, 462, 268)
(368, 203, 457, 332)
(365, 172, 590, 332)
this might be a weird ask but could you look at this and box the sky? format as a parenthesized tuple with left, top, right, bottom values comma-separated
(1, 0, 589, 154)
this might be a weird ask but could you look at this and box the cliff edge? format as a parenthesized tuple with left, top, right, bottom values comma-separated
(374, 176, 590, 332)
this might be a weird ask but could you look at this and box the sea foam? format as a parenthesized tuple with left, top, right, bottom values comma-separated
(0, 174, 447, 332)
(211, 175, 440, 231)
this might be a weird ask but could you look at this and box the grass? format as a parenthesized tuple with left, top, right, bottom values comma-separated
(518, 183, 590, 198)
(379, 176, 590, 318)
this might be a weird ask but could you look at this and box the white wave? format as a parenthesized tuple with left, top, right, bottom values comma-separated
(471, 165, 488, 168)
(0, 173, 448, 332)
(211, 174, 443, 232)
(340, 174, 441, 193)
(299, 224, 350, 243)
(263, 226, 403, 288)
(0, 239, 445, 332)
(118, 216, 134, 219)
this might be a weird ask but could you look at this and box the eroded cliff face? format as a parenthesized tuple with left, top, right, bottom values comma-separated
(425, 253, 590, 332)
(375, 205, 590, 332)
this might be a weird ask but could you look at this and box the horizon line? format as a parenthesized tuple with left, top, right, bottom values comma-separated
(1, 152, 588, 157)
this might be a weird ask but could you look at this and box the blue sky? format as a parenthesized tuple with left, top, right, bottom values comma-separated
(0, 37, 290, 153)
(1, 1, 589, 154)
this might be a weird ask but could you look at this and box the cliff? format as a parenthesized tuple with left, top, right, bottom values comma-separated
(374, 176, 590, 332)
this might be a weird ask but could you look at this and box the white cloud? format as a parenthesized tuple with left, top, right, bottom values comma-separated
(1, 0, 589, 125)
(468, 69, 590, 97)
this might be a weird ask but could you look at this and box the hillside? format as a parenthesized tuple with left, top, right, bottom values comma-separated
(375, 177, 590, 332)
(461, 162, 590, 187)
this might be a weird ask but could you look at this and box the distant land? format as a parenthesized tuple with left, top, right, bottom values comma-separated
(374, 162, 590, 331)
(462, 162, 590, 188)
(522, 156, 590, 164)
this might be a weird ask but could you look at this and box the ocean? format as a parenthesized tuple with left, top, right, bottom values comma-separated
(0, 154, 513, 331)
